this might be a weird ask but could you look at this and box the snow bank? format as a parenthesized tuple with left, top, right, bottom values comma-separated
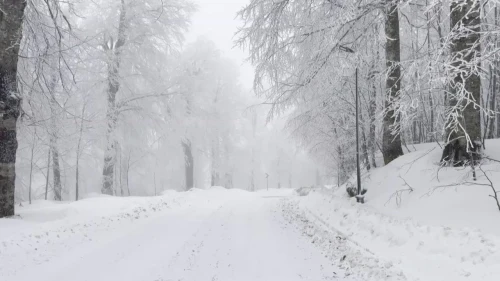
(0, 188, 240, 278)
(288, 140, 500, 281)
(363, 142, 500, 235)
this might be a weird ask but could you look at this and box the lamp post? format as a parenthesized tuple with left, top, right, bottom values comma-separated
(339, 45, 363, 204)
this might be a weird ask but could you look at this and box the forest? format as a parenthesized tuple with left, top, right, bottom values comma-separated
(237, 0, 492, 184)
(0, 0, 495, 217)
(0, 0, 321, 218)
(2, 1, 500, 280)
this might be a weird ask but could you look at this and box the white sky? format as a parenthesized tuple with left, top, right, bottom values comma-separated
(185, 0, 254, 91)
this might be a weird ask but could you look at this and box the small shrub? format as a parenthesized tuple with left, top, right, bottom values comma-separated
(346, 183, 367, 197)
(296, 186, 312, 196)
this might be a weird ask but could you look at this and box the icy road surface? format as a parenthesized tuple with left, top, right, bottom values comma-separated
(1, 190, 350, 281)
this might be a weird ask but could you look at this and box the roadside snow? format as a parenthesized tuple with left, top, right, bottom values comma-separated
(286, 140, 500, 281)
(365, 142, 500, 235)
(291, 190, 500, 281)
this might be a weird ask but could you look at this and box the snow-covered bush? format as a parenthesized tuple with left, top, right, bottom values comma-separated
(296, 186, 312, 196)
(346, 183, 367, 198)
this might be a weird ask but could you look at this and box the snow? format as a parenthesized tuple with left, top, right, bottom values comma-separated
(3, 140, 500, 281)
(0, 188, 353, 281)
(363, 141, 500, 235)
(287, 140, 500, 281)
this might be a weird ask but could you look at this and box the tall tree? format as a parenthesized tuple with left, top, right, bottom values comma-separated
(47, 74, 62, 200)
(0, 0, 27, 217)
(101, 0, 128, 195)
(441, 0, 482, 165)
(99, 0, 194, 195)
(382, 0, 404, 164)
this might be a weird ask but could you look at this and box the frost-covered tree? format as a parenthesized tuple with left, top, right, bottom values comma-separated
(96, 0, 195, 195)
(441, 0, 482, 165)
(236, 0, 407, 168)
(172, 38, 246, 189)
(383, 0, 404, 164)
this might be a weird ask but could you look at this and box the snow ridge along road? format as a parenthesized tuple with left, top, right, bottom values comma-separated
(1, 189, 358, 281)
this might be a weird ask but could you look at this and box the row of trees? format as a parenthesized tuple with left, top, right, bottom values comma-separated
(237, 0, 491, 183)
(0, 0, 320, 218)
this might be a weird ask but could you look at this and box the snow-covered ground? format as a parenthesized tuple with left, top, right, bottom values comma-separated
(3, 140, 500, 281)
(288, 140, 500, 281)
(0, 188, 356, 281)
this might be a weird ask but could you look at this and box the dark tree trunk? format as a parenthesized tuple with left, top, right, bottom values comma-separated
(368, 54, 378, 169)
(489, 7, 499, 139)
(441, 0, 482, 165)
(360, 111, 371, 170)
(382, 1, 404, 165)
(487, 64, 496, 140)
(183, 140, 194, 190)
(0, 0, 27, 218)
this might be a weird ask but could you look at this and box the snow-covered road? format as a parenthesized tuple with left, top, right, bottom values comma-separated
(3, 191, 348, 281)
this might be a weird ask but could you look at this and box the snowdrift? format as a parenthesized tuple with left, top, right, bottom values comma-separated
(292, 140, 500, 281)
(363, 141, 500, 234)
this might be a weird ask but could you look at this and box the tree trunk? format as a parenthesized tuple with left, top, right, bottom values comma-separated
(182, 140, 194, 190)
(48, 76, 62, 201)
(211, 140, 220, 186)
(496, 59, 500, 138)
(75, 104, 85, 201)
(224, 173, 233, 189)
(490, 6, 499, 139)
(119, 147, 123, 197)
(0, 0, 27, 218)
(75, 158, 80, 201)
(382, 1, 404, 165)
(126, 150, 131, 196)
(360, 111, 371, 170)
(45, 149, 50, 200)
(487, 64, 496, 140)
(102, 0, 127, 195)
(368, 55, 378, 169)
(441, 0, 482, 165)
(52, 145, 62, 200)
(28, 132, 36, 205)
(250, 109, 257, 191)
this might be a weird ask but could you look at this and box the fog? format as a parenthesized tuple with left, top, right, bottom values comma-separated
(13, 0, 321, 201)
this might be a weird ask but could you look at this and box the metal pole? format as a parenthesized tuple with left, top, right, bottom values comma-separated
(355, 67, 362, 203)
